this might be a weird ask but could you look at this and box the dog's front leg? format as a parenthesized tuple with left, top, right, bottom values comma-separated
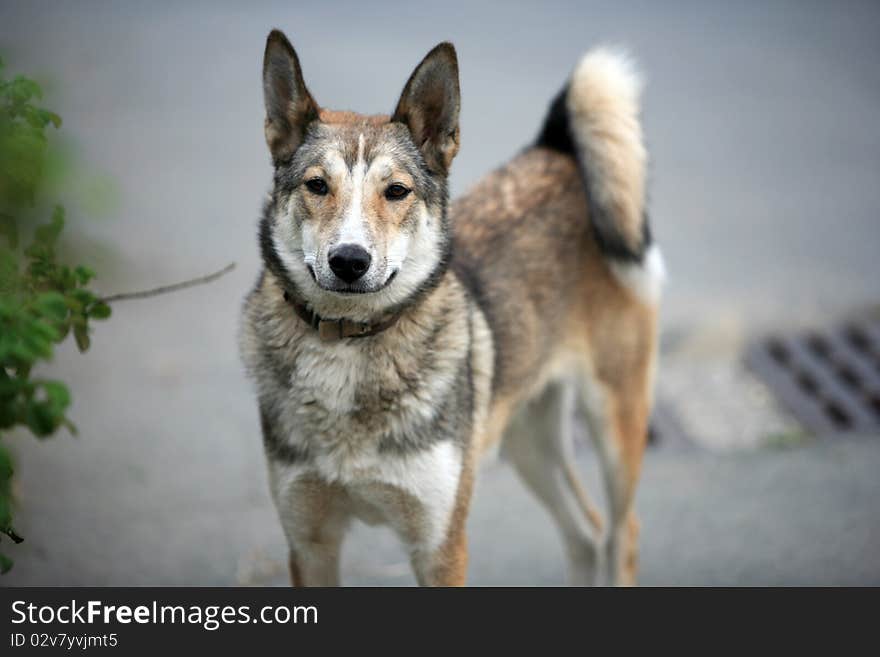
(404, 444, 476, 587)
(362, 440, 475, 586)
(287, 546, 339, 587)
(411, 527, 469, 587)
(272, 471, 350, 587)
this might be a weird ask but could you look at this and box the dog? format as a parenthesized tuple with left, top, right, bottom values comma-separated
(240, 29, 663, 586)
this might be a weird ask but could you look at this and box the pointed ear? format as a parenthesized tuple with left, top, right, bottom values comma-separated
(391, 42, 460, 174)
(262, 30, 319, 162)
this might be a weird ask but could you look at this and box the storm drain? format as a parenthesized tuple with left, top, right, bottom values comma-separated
(745, 316, 880, 434)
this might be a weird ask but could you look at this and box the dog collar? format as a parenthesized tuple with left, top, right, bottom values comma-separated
(284, 291, 402, 342)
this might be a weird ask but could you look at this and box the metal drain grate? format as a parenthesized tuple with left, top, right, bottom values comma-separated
(745, 316, 880, 434)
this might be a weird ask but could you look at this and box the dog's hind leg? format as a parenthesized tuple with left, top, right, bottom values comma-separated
(504, 381, 604, 586)
(580, 355, 653, 587)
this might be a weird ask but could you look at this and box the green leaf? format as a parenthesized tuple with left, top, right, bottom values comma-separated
(25, 401, 57, 436)
(71, 288, 95, 305)
(21, 330, 53, 359)
(40, 381, 70, 413)
(10, 341, 37, 363)
(89, 301, 111, 319)
(36, 109, 61, 129)
(74, 265, 95, 285)
(73, 323, 90, 352)
(0, 377, 23, 399)
(33, 292, 68, 320)
(0, 444, 13, 488)
(9, 76, 42, 102)
(65, 297, 84, 313)
(0, 553, 12, 575)
(26, 320, 60, 343)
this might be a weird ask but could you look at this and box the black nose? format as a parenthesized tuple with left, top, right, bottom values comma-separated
(328, 244, 372, 283)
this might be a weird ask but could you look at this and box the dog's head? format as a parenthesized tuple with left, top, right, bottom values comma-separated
(260, 30, 460, 319)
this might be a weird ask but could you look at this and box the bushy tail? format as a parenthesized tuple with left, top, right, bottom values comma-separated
(536, 48, 650, 263)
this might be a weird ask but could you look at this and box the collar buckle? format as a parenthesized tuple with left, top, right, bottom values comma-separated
(317, 318, 344, 342)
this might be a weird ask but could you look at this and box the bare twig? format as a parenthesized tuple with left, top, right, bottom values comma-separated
(100, 262, 236, 303)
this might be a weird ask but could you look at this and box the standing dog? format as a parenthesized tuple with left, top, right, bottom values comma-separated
(240, 29, 663, 586)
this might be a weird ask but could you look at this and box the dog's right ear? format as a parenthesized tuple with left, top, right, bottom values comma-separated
(262, 30, 319, 162)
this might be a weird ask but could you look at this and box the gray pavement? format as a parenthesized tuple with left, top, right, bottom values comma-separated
(8, 419, 880, 586)
(1, 1, 879, 585)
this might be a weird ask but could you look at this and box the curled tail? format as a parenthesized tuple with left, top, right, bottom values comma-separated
(537, 48, 650, 263)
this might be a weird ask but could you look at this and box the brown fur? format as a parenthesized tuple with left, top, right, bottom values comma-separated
(451, 145, 657, 583)
(317, 109, 389, 126)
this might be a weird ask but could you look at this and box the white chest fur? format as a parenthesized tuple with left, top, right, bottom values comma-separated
(261, 334, 465, 551)
(269, 439, 462, 552)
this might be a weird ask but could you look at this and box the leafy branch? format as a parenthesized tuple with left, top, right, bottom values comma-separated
(0, 57, 233, 573)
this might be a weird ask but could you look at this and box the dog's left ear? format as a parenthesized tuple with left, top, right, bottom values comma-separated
(392, 43, 460, 175)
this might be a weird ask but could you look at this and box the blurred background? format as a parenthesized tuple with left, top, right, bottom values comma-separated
(1, 0, 878, 585)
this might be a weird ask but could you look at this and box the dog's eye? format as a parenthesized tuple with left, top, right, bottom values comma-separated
(305, 178, 328, 195)
(385, 183, 411, 201)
